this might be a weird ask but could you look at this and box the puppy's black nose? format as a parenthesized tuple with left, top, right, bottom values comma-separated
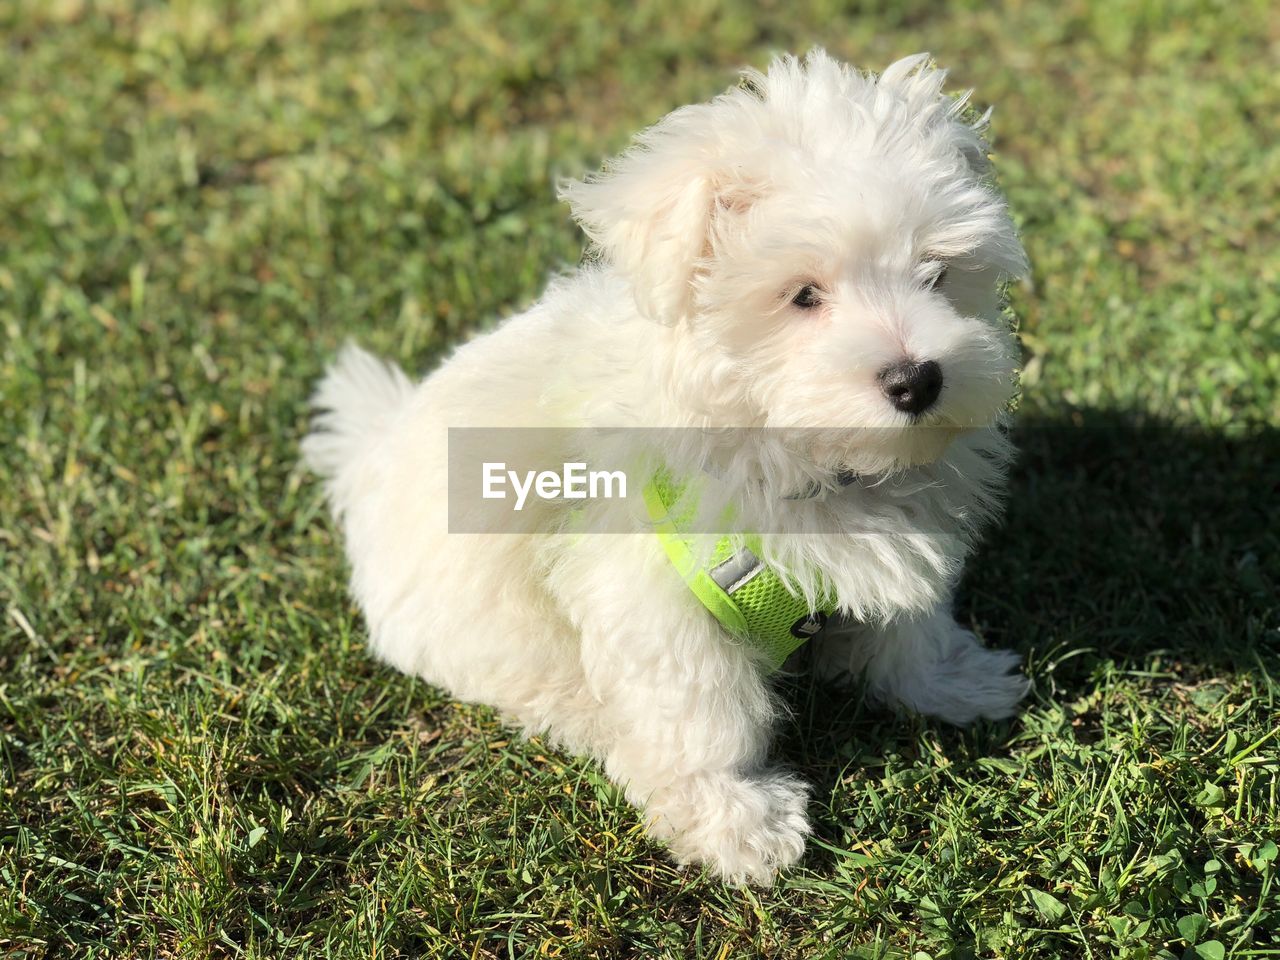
(879, 359, 943, 415)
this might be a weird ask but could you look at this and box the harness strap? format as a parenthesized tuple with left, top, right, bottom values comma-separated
(642, 472, 838, 670)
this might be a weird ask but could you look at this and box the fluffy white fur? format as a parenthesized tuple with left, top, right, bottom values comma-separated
(303, 50, 1031, 884)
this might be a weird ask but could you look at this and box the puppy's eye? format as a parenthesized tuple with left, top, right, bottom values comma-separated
(791, 284, 822, 309)
(926, 262, 949, 291)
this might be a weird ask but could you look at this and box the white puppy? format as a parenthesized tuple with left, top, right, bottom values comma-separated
(303, 50, 1030, 884)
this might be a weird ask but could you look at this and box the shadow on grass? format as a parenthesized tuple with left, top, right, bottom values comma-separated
(976, 409, 1277, 675)
(783, 408, 1278, 869)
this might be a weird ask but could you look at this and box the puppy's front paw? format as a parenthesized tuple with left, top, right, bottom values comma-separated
(911, 632, 1029, 725)
(661, 772, 810, 885)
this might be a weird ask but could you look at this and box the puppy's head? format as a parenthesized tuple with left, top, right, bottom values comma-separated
(562, 50, 1028, 475)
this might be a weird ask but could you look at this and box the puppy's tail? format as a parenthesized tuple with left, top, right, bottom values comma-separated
(302, 342, 414, 481)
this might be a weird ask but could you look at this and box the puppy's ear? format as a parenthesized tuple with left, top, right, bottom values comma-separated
(559, 106, 724, 324)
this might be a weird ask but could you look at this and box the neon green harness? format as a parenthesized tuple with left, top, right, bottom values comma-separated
(642, 472, 838, 669)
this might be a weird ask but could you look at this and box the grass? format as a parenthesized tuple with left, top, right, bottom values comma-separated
(1, 0, 1277, 957)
